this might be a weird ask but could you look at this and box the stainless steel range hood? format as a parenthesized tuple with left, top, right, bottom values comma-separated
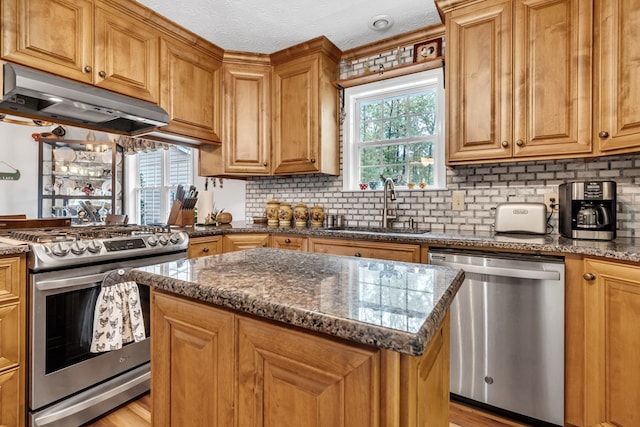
(0, 63, 169, 135)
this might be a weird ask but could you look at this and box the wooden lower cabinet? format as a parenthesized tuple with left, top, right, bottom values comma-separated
(565, 256, 640, 427)
(0, 254, 25, 427)
(270, 234, 308, 251)
(309, 237, 421, 263)
(222, 233, 269, 252)
(187, 235, 223, 258)
(151, 289, 450, 427)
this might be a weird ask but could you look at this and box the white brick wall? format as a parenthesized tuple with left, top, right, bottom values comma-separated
(245, 46, 640, 239)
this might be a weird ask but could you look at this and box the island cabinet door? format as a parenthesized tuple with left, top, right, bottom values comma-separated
(237, 316, 381, 427)
(151, 291, 234, 427)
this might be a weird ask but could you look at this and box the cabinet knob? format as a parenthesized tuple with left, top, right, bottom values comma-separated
(516, 139, 524, 146)
(310, 158, 316, 163)
(98, 70, 106, 78)
(84, 65, 92, 73)
(284, 238, 291, 244)
(263, 162, 268, 167)
(598, 131, 610, 138)
(501, 141, 509, 148)
(583, 273, 596, 281)
(354, 252, 361, 257)
(202, 247, 209, 253)
(262, 243, 267, 247)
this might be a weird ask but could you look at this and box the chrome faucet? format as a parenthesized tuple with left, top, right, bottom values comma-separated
(382, 176, 397, 228)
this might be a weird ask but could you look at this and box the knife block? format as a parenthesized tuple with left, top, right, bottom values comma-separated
(168, 201, 195, 226)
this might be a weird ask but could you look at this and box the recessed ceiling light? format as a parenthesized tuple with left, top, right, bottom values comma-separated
(369, 15, 394, 31)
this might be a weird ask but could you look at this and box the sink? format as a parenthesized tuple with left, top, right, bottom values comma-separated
(324, 226, 429, 235)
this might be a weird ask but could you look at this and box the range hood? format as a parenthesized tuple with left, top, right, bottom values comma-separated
(0, 63, 169, 135)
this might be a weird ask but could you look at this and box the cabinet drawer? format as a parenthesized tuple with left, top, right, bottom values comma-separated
(188, 236, 223, 258)
(270, 235, 308, 251)
(223, 234, 269, 252)
(0, 255, 24, 304)
(0, 303, 21, 371)
(308, 238, 420, 263)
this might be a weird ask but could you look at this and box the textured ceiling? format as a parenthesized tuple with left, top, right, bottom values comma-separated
(136, 0, 442, 53)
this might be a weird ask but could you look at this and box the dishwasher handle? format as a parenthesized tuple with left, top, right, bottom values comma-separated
(431, 260, 561, 281)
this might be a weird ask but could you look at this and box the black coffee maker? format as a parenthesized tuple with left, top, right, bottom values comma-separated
(559, 181, 617, 240)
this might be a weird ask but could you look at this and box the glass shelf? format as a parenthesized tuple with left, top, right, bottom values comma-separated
(38, 138, 124, 225)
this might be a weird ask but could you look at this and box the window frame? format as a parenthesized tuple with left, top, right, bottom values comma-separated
(342, 68, 446, 192)
(125, 145, 194, 225)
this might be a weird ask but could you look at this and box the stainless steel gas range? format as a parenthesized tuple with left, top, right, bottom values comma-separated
(4, 225, 188, 427)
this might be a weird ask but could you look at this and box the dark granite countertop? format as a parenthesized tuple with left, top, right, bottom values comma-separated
(0, 243, 30, 256)
(131, 248, 465, 356)
(186, 222, 640, 263)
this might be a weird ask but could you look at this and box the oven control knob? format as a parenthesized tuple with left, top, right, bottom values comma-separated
(87, 240, 103, 254)
(169, 233, 181, 244)
(147, 236, 159, 247)
(70, 241, 87, 255)
(158, 235, 169, 246)
(51, 243, 70, 257)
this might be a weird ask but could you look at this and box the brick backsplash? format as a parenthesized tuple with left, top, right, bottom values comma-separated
(246, 45, 639, 239)
(245, 155, 640, 238)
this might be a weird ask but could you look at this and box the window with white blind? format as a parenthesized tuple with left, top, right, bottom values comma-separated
(131, 145, 193, 225)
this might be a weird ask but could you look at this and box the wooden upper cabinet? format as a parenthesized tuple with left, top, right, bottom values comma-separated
(93, 4, 159, 103)
(446, 0, 512, 163)
(1, 0, 160, 103)
(159, 37, 222, 144)
(594, 0, 640, 155)
(271, 37, 340, 175)
(444, 0, 593, 164)
(1, 0, 94, 83)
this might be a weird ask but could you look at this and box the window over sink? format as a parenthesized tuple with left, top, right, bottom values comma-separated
(342, 69, 446, 191)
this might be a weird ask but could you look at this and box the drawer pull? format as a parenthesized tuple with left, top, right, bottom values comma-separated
(98, 70, 106, 78)
(84, 65, 92, 73)
(583, 273, 595, 281)
(516, 139, 524, 146)
(501, 141, 509, 148)
(202, 247, 209, 253)
(598, 131, 609, 138)
(284, 238, 291, 244)
(354, 252, 361, 257)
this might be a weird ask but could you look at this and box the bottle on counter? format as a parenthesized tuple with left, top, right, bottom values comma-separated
(294, 203, 308, 227)
(266, 200, 280, 227)
(278, 202, 293, 227)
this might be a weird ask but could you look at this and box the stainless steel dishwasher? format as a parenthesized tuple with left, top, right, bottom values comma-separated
(428, 248, 565, 426)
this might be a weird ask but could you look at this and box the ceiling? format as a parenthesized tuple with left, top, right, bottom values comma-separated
(136, 0, 442, 54)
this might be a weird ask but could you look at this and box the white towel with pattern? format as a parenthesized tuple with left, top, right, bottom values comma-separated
(90, 281, 146, 353)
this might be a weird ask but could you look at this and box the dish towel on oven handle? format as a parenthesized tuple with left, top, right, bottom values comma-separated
(90, 279, 146, 353)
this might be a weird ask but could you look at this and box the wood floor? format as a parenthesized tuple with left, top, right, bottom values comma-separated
(83, 393, 529, 426)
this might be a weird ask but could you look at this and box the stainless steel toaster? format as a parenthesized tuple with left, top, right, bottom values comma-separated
(494, 203, 548, 235)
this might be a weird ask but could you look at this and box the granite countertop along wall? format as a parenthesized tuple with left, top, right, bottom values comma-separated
(189, 222, 640, 263)
(0, 243, 29, 256)
(130, 248, 465, 356)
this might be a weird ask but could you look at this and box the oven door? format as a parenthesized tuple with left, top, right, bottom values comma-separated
(29, 252, 186, 412)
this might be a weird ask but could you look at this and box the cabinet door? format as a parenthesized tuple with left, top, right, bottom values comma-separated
(188, 236, 223, 258)
(595, 0, 640, 154)
(222, 61, 271, 174)
(0, 303, 21, 372)
(159, 38, 222, 143)
(151, 291, 234, 427)
(446, 0, 512, 163)
(0, 255, 23, 305)
(237, 316, 380, 427)
(0, 368, 23, 427)
(270, 235, 308, 251)
(222, 233, 269, 252)
(1, 0, 93, 83)
(308, 237, 421, 263)
(93, 5, 159, 103)
(512, 0, 592, 158)
(583, 258, 640, 426)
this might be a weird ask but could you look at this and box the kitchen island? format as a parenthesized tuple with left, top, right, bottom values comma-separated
(130, 248, 464, 427)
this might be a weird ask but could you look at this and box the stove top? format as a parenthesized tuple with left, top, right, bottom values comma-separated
(7, 225, 189, 271)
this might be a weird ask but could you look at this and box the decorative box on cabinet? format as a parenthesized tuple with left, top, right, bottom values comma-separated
(1, 0, 160, 103)
(439, 0, 593, 164)
(38, 138, 124, 224)
(270, 36, 341, 175)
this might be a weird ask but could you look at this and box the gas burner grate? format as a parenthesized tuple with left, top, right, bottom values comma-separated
(8, 225, 173, 243)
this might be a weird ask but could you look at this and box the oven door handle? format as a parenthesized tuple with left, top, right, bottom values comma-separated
(35, 273, 107, 291)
